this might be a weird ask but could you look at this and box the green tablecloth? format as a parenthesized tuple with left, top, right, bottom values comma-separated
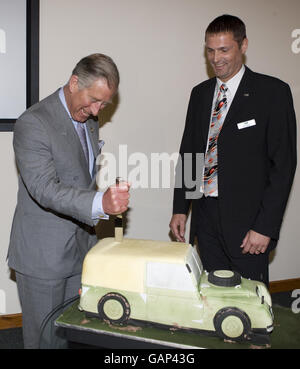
(55, 302, 300, 349)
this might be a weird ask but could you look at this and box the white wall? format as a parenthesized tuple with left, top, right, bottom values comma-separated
(1, 0, 299, 314)
(0, 133, 19, 314)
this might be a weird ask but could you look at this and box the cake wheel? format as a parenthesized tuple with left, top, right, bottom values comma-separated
(214, 307, 251, 341)
(208, 270, 242, 287)
(98, 293, 130, 325)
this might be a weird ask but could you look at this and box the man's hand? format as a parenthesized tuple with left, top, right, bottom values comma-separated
(240, 229, 271, 255)
(169, 214, 187, 242)
(102, 182, 130, 215)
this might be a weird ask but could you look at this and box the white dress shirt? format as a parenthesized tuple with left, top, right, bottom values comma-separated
(214, 64, 245, 114)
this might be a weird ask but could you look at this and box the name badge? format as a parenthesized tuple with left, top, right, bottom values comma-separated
(237, 119, 256, 130)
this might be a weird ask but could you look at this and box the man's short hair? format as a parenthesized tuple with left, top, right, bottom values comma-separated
(205, 14, 247, 47)
(72, 53, 120, 91)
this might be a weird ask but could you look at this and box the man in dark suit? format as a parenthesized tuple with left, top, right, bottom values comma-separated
(170, 15, 297, 287)
(8, 54, 130, 348)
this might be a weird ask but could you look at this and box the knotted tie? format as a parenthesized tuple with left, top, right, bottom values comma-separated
(76, 123, 89, 167)
(203, 83, 228, 196)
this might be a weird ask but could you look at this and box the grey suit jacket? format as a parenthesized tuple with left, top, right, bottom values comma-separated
(8, 89, 102, 279)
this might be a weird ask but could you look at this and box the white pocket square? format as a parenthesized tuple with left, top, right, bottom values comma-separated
(237, 119, 256, 130)
(98, 140, 105, 152)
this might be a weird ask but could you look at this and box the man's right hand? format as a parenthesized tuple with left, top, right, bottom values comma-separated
(102, 182, 130, 215)
(169, 214, 187, 242)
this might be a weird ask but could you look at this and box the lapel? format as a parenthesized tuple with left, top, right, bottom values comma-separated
(200, 78, 216, 145)
(86, 119, 99, 158)
(86, 119, 100, 185)
(222, 66, 254, 129)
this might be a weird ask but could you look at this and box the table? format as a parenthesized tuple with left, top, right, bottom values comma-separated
(55, 300, 300, 349)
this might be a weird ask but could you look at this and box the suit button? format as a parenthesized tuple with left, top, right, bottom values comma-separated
(73, 176, 79, 181)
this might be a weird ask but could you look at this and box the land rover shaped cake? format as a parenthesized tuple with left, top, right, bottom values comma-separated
(78, 215, 274, 343)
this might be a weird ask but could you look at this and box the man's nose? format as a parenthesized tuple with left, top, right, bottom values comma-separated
(213, 50, 221, 64)
(90, 102, 102, 116)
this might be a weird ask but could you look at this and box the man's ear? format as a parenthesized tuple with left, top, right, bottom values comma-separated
(241, 37, 248, 54)
(69, 75, 79, 93)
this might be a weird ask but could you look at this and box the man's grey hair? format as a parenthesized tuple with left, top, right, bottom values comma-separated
(72, 53, 120, 91)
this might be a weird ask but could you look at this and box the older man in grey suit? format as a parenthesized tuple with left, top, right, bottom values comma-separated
(8, 54, 130, 349)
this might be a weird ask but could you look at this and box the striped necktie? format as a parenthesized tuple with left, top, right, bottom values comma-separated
(203, 83, 228, 196)
(76, 123, 89, 167)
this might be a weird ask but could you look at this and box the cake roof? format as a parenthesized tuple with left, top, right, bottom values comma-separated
(81, 237, 191, 292)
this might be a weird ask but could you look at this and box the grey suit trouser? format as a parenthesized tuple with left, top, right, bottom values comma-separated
(16, 272, 81, 349)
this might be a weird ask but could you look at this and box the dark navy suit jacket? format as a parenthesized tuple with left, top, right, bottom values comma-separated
(173, 66, 297, 257)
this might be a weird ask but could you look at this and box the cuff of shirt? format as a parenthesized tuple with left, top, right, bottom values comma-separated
(92, 191, 109, 222)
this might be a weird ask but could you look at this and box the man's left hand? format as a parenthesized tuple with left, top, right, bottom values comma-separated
(240, 230, 271, 255)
